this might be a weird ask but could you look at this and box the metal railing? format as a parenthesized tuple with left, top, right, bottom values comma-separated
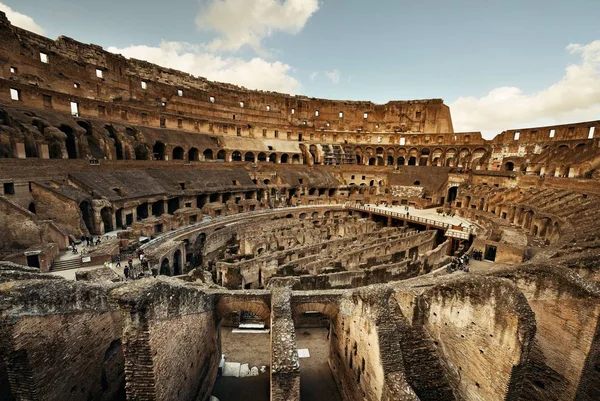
(346, 203, 475, 235)
(139, 204, 345, 251)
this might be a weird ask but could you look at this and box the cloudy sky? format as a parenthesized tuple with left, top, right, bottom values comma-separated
(2, 0, 599, 138)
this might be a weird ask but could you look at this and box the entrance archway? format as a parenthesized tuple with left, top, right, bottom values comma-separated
(101, 207, 113, 233)
(160, 258, 170, 276)
(173, 250, 182, 275)
(59, 125, 78, 159)
(79, 201, 94, 234)
(153, 142, 166, 160)
(447, 187, 458, 204)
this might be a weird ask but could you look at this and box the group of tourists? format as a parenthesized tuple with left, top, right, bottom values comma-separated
(471, 249, 484, 260)
(111, 249, 156, 280)
(447, 253, 470, 273)
(70, 236, 103, 254)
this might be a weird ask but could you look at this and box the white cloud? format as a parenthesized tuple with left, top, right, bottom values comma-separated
(324, 69, 341, 84)
(450, 40, 600, 139)
(309, 71, 318, 81)
(107, 41, 301, 94)
(0, 2, 44, 35)
(196, 0, 319, 54)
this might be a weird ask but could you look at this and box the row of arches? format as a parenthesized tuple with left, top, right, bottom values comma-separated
(460, 195, 561, 242)
(353, 146, 489, 169)
(153, 142, 304, 164)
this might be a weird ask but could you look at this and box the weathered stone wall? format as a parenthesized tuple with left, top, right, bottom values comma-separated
(492, 267, 600, 401)
(0, 279, 125, 401)
(110, 279, 219, 401)
(395, 276, 536, 401)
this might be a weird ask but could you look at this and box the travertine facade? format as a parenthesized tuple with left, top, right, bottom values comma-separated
(1, 13, 599, 401)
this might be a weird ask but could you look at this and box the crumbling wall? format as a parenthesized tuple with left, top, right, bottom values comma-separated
(395, 276, 536, 401)
(0, 279, 125, 401)
(493, 267, 600, 401)
(329, 289, 419, 401)
(110, 278, 219, 401)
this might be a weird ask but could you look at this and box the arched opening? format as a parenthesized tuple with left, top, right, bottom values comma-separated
(505, 161, 515, 171)
(160, 258, 171, 276)
(292, 154, 301, 164)
(79, 201, 94, 234)
(217, 150, 226, 161)
(105, 125, 124, 160)
(188, 147, 200, 161)
(24, 135, 39, 158)
(172, 146, 184, 160)
(134, 144, 149, 160)
(232, 151, 242, 162)
(270, 153, 278, 163)
(397, 156, 405, 165)
(100, 339, 125, 398)
(408, 156, 417, 165)
(377, 156, 384, 166)
(447, 186, 458, 204)
(78, 121, 104, 159)
(244, 152, 255, 162)
(101, 207, 113, 233)
(368, 157, 376, 165)
(28, 202, 36, 214)
(387, 156, 394, 165)
(356, 155, 362, 164)
(59, 125, 78, 159)
(280, 153, 289, 163)
(153, 141, 166, 160)
(257, 152, 267, 162)
(173, 250, 182, 276)
(48, 142, 62, 159)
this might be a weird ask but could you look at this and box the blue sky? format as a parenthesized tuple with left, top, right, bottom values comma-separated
(2, 0, 599, 137)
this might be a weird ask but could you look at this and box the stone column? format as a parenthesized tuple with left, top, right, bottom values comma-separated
(270, 280, 300, 401)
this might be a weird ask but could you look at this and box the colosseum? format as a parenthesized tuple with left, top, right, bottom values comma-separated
(0, 11, 598, 401)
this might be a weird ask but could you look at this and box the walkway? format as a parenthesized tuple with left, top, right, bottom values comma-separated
(356, 203, 476, 231)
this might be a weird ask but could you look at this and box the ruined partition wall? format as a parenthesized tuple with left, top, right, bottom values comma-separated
(393, 276, 537, 401)
(0, 278, 125, 401)
(110, 279, 220, 401)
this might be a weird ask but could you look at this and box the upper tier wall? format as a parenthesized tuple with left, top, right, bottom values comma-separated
(0, 12, 597, 148)
(0, 12, 455, 137)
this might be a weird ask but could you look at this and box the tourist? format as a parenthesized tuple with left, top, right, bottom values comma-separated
(124, 265, 129, 280)
(95, 237, 101, 246)
(151, 267, 158, 278)
(115, 256, 121, 268)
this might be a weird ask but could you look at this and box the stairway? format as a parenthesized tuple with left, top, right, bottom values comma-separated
(51, 258, 82, 271)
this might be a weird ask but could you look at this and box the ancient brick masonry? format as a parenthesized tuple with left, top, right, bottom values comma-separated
(1, 11, 600, 401)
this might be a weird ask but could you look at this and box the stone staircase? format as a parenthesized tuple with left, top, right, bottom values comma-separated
(51, 257, 82, 272)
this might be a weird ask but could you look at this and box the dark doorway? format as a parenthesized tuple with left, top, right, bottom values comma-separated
(80, 201, 94, 234)
(115, 209, 123, 229)
(484, 245, 497, 262)
(153, 141, 166, 160)
(447, 187, 458, 204)
(28, 202, 36, 214)
(160, 258, 170, 276)
(152, 201, 164, 217)
(173, 250, 182, 276)
(26, 254, 40, 268)
(137, 203, 149, 220)
(60, 125, 78, 159)
(101, 207, 113, 233)
(172, 146, 184, 160)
